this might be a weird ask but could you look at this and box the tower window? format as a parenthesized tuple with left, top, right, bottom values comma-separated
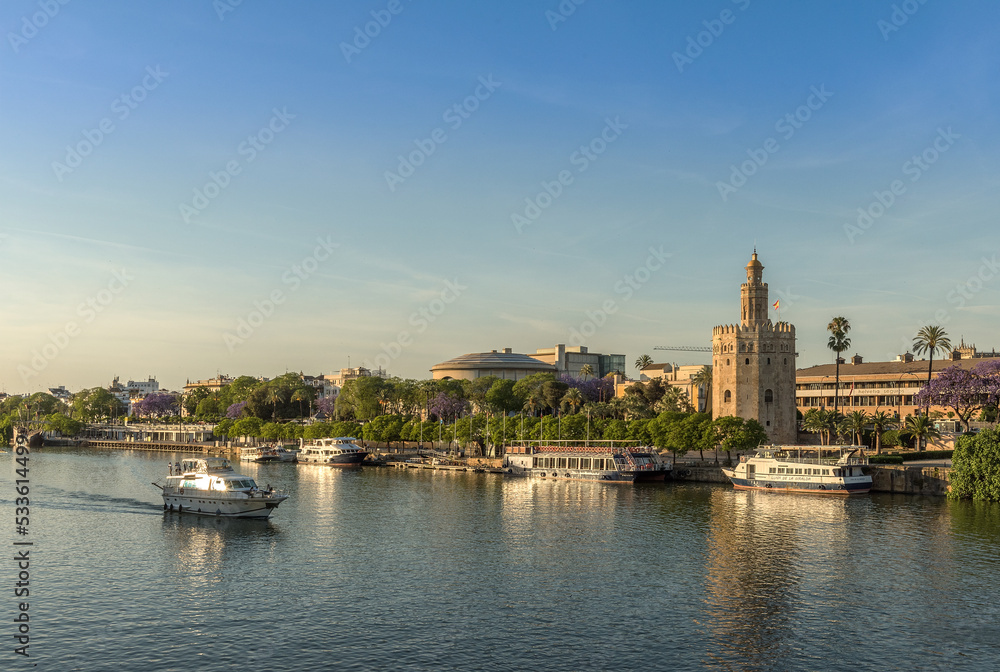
(726, 359, 730, 366)
(724, 390, 732, 403)
(765, 389, 773, 403)
(767, 357, 771, 365)
(784, 358, 788, 365)
(745, 358, 750, 365)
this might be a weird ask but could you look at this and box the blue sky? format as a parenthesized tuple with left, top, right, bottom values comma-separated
(2, 0, 999, 393)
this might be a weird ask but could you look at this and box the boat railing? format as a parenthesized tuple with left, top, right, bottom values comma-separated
(754, 453, 869, 466)
(162, 485, 286, 499)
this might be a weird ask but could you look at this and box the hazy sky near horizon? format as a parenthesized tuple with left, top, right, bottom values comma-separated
(2, 0, 999, 394)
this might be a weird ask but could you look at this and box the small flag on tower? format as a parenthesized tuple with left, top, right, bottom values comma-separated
(772, 299, 780, 310)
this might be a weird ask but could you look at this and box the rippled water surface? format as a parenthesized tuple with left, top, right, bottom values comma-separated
(3, 448, 1000, 671)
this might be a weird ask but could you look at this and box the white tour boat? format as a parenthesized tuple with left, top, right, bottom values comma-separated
(721, 445, 872, 495)
(296, 437, 368, 467)
(502, 442, 670, 482)
(153, 457, 289, 518)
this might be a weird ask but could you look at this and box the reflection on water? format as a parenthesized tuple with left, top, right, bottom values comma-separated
(5, 449, 1000, 670)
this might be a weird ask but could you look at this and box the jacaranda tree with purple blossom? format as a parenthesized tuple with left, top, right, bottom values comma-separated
(132, 393, 179, 418)
(226, 401, 248, 419)
(916, 361, 1000, 431)
(428, 392, 468, 420)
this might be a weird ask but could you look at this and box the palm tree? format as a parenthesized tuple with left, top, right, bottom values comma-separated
(912, 325, 952, 414)
(634, 354, 653, 376)
(845, 410, 868, 446)
(801, 409, 826, 443)
(291, 388, 311, 418)
(869, 410, 896, 454)
(523, 393, 543, 418)
(266, 387, 285, 421)
(691, 365, 712, 414)
(905, 414, 940, 451)
(561, 388, 584, 414)
(579, 364, 594, 380)
(827, 316, 851, 414)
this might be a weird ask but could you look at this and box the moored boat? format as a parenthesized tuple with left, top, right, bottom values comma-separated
(296, 437, 368, 467)
(502, 442, 670, 482)
(721, 445, 872, 495)
(274, 446, 299, 462)
(152, 457, 288, 518)
(240, 445, 280, 462)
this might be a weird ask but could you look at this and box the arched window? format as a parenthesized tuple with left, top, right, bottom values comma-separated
(726, 359, 730, 366)
(767, 357, 771, 365)
(724, 390, 732, 403)
(765, 389, 774, 403)
(745, 358, 750, 365)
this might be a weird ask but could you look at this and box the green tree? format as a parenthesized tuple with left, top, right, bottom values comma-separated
(707, 416, 767, 464)
(485, 378, 522, 415)
(232, 417, 264, 442)
(364, 414, 404, 450)
(579, 364, 594, 380)
(912, 325, 952, 413)
(44, 413, 83, 437)
(228, 376, 260, 402)
(949, 428, 1000, 501)
(195, 397, 221, 418)
(650, 411, 687, 464)
(827, 316, 851, 414)
(541, 380, 569, 415)
(512, 372, 556, 405)
(214, 418, 234, 439)
(261, 422, 282, 440)
(72, 388, 125, 422)
(183, 386, 211, 415)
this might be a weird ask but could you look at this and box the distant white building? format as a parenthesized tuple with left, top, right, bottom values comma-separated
(48, 385, 73, 404)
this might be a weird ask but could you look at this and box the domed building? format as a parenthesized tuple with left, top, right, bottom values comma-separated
(430, 348, 557, 381)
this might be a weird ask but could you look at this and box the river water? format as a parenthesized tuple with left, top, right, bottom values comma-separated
(2, 448, 999, 671)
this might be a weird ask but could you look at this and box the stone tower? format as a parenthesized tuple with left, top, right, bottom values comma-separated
(712, 251, 797, 444)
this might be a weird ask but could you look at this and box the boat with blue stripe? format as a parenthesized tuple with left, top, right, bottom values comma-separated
(721, 445, 871, 495)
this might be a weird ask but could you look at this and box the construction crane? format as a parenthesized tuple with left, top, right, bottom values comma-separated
(653, 346, 711, 352)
